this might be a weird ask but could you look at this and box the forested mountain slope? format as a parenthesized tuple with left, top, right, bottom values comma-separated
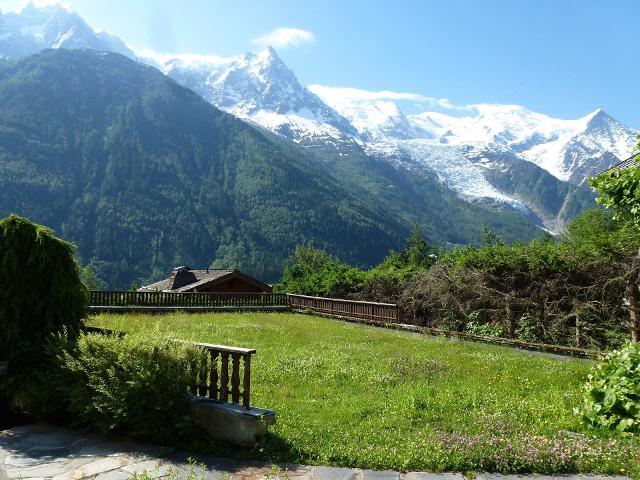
(0, 3, 636, 237)
(0, 49, 541, 287)
(0, 49, 405, 286)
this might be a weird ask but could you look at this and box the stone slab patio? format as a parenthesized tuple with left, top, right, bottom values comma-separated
(0, 424, 630, 480)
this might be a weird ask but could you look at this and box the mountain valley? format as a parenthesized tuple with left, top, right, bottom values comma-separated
(0, 2, 637, 286)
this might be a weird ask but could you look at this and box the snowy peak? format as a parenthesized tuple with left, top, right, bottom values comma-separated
(0, 2, 133, 59)
(20, 2, 73, 15)
(158, 47, 358, 144)
(555, 109, 637, 182)
(314, 92, 637, 183)
(218, 47, 310, 113)
(308, 85, 416, 141)
(339, 98, 414, 141)
(0, 3, 358, 146)
(581, 108, 634, 157)
(336, 97, 414, 141)
(410, 104, 570, 147)
(163, 47, 324, 114)
(0, 2, 637, 224)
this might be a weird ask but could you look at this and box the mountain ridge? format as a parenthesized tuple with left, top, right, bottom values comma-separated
(1, 2, 635, 218)
(0, 48, 544, 287)
(0, 1, 636, 270)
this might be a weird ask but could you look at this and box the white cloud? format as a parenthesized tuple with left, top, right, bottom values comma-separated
(136, 47, 234, 71)
(251, 27, 315, 50)
(308, 85, 471, 112)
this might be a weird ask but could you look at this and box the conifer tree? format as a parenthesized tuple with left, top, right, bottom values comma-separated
(0, 215, 88, 364)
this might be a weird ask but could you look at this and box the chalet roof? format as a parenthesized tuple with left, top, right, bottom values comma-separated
(138, 267, 270, 292)
(601, 154, 638, 174)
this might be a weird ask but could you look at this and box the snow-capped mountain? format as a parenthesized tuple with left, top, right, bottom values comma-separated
(0, 2, 133, 59)
(307, 86, 637, 226)
(147, 47, 359, 150)
(1, 2, 637, 229)
(407, 105, 637, 183)
(0, 3, 355, 150)
(306, 86, 417, 141)
(312, 88, 638, 185)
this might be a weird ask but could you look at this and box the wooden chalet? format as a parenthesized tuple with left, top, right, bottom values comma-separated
(139, 266, 272, 293)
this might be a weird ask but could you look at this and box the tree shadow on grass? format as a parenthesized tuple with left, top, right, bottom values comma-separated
(180, 430, 306, 466)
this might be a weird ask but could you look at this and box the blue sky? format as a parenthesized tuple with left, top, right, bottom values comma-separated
(3, 0, 640, 128)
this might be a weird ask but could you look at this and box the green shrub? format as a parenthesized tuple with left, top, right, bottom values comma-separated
(400, 210, 638, 348)
(16, 333, 207, 443)
(465, 312, 504, 337)
(275, 245, 365, 297)
(580, 342, 640, 433)
(275, 227, 435, 301)
(0, 215, 88, 364)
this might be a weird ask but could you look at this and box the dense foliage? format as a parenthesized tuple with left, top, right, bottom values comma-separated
(275, 225, 436, 300)
(274, 245, 365, 298)
(0, 214, 87, 364)
(580, 343, 640, 433)
(277, 210, 640, 348)
(401, 210, 639, 348)
(589, 137, 640, 342)
(0, 49, 544, 288)
(12, 333, 206, 444)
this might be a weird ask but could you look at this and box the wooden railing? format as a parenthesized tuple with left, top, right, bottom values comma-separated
(288, 294, 398, 323)
(190, 343, 256, 409)
(89, 291, 289, 308)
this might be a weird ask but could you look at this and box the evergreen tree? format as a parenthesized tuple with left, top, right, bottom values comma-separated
(0, 215, 88, 365)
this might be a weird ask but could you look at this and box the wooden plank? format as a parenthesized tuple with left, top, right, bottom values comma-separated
(209, 351, 219, 400)
(87, 306, 290, 314)
(242, 354, 251, 409)
(287, 293, 399, 323)
(231, 353, 241, 404)
(189, 357, 198, 395)
(220, 352, 229, 402)
(286, 293, 396, 307)
(88, 291, 289, 309)
(193, 342, 257, 355)
(198, 353, 209, 396)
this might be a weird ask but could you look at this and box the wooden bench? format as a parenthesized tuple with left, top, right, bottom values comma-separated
(79, 329, 276, 445)
(187, 343, 276, 445)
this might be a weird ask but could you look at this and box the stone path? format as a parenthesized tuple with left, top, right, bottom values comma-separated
(0, 424, 629, 480)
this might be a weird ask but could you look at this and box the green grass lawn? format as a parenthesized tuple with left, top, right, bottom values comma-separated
(88, 312, 639, 476)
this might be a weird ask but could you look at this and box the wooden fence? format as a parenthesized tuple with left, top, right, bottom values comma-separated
(87, 291, 599, 357)
(287, 294, 398, 323)
(89, 291, 289, 309)
(287, 294, 600, 358)
(190, 343, 255, 409)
